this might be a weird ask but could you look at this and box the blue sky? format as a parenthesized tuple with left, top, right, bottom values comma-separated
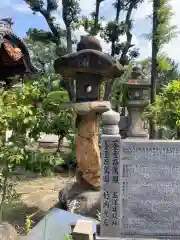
(1, 0, 179, 65)
(0, 0, 49, 36)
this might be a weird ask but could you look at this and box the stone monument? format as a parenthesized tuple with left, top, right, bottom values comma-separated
(54, 36, 124, 216)
(125, 66, 150, 138)
(100, 109, 180, 239)
(120, 139, 180, 238)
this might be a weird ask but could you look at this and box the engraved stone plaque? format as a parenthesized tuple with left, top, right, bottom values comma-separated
(120, 139, 180, 238)
(100, 135, 121, 237)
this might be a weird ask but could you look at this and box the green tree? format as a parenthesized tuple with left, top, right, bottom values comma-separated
(42, 91, 75, 152)
(24, 35, 64, 92)
(143, 80, 180, 139)
(0, 75, 75, 218)
(149, 0, 177, 138)
(137, 56, 180, 92)
(24, 36, 59, 72)
(0, 82, 43, 220)
(24, 36, 76, 159)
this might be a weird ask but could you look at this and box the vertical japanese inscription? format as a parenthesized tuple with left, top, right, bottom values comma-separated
(120, 140, 180, 237)
(112, 140, 120, 183)
(103, 140, 110, 183)
(121, 163, 131, 197)
(103, 190, 110, 227)
(112, 191, 120, 227)
(101, 137, 121, 237)
(101, 139, 110, 233)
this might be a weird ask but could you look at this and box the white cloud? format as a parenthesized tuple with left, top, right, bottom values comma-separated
(79, 0, 96, 16)
(14, 3, 31, 13)
(170, 0, 180, 26)
(133, 0, 152, 21)
(133, 0, 180, 64)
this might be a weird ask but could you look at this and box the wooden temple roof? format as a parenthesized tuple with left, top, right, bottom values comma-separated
(0, 18, 37, 83)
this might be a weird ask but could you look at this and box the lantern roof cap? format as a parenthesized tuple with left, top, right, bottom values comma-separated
(54, 35, 124, 80)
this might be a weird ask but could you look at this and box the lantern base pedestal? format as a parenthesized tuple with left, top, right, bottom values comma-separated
(58, 180, 100, 218)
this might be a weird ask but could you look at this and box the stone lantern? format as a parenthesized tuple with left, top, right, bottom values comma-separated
(54, 35, 124, 190)
(125, 66, 150, 138)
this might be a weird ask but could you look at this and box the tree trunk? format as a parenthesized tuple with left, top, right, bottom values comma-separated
(177, 128, 180, 139)
(0, 165, 8, 221)
(66, 24, 72, 53)
(92, 1, 100, 35)
(149, 0, 160, 139)
(56, 135, 64, 152)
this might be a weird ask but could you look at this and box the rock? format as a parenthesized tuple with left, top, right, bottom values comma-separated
(59, 181, 100, 219)
(66, 191, 100, 219)
(0, 222, 19, 240)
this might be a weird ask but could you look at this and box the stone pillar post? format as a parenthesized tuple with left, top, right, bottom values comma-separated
(100, 109, 121, 238)
(75, 101, 110, 189)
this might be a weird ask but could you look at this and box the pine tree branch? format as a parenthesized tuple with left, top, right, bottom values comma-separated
(27, 28, 58, 43)
(39, 9, 60, 40)
(47, 0, 58, 11)
(25, 0, 60, 44)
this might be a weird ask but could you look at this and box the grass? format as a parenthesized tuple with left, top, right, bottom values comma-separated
(2, 201, 46, 235)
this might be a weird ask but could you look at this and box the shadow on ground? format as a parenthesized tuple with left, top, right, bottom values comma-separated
(10, 170, 75, 183)
(2, 202, 47, 235)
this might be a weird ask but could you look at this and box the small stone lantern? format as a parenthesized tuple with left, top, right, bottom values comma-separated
(54, 36, 124, 189)
(125, 66, 150, 138)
